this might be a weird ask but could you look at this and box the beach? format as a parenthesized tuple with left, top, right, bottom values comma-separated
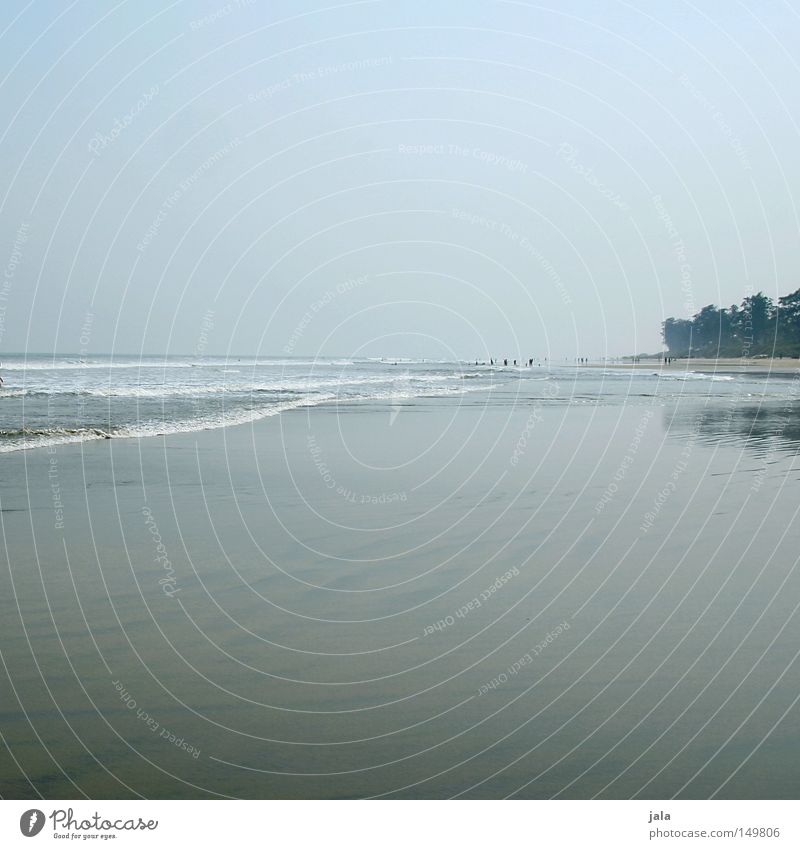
(590, 358, 800, 375)
(2, 371, 800, 799)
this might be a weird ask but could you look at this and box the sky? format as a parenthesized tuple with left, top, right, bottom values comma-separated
(1, 0, 798, 360)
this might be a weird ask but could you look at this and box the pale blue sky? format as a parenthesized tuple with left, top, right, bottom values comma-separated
(1, 0, 798, 358)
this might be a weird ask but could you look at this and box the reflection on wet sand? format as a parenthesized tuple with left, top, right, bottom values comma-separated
(664, 400, 800, 458)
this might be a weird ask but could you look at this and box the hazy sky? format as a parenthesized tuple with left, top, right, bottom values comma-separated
(1, 0, 798, 359)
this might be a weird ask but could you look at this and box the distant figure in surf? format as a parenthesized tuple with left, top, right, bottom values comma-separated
(504, 359, 508, 366)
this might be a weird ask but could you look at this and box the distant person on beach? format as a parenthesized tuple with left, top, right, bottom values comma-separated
(504, 359, 508, 366)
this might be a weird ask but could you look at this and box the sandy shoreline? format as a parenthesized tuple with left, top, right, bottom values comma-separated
(2, 389, 799, 798)
(587, 357, 800, 374)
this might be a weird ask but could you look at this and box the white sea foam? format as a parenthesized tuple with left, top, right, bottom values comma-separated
(0, 394, 336, 452)
(3, 372, 470, 399)
(0, 356, 364, 371)
(0, 373, 492, 452)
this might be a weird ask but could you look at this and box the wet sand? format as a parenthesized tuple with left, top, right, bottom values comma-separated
(2, 388, 799, 798)
(589, 357, 800, 375)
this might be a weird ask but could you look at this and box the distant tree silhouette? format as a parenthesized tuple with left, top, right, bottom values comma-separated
(662, 290, 796, 357)
(778, 288, 800, 340)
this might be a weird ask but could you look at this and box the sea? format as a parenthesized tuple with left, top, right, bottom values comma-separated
(3, 354, 800, 799)
(1, 353, 797, 455)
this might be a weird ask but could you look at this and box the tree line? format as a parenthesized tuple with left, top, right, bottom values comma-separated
(662, 289, 800, 358)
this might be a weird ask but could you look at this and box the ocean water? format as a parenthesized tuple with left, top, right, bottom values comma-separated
(0, 355, 494, 452)
(2, 357, 800, 799)
(1, 354, 796, 454)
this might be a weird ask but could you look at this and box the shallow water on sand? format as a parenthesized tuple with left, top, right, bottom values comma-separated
(1, 373, 799, 798)
(2, 353, 796, 453)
